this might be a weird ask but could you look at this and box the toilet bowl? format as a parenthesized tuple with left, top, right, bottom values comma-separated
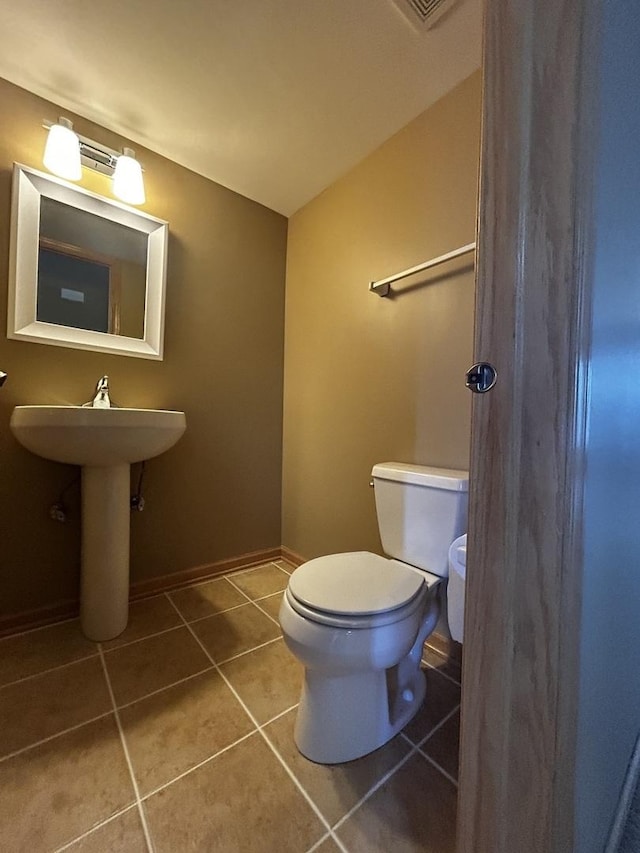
(280, 463, 468, 764)
(280, 552, 441, 764)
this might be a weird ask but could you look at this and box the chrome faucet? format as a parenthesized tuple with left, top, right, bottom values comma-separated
(88, 375, 112, 408)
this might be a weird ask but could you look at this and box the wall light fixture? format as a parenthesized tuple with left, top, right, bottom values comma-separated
(43, 118, 81, 181)
(42, 117, 146, 205)
(112, 147, 145, 205)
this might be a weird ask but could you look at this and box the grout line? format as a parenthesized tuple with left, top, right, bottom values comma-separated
(254, 590, 285, 602)
(421, 658, 461, 687)
(163, 574, 239, 592)
(177, 600, 256, 626)
(0, 651, 101, 691)
(225, 570, 288, 602)
(417, 748, 459, 788)
(101, 623, 186, 655)
(411, 703, 461, 789)
(115, 665, 217, 712)
(224, 576, 265, 602)
(331, 743, 419, 834)
(0, 710, 113, 765)
(261, 701, 299, 726)
(303, 832, 335, 853)
(402, 703, 460, 749)
(270, 561, 295, 575)
(259, 724, 349, 853)
(52, 804, 139, 852)
(140, 729, 258, 801)
(0, 614, 81, 641)
(419, 703, 460, 742)
(225, 562, 285, 579)
(404, 702, 461, 751)
(251, 597, 282, 627)
(164, 595, 347, 852)
(423, 641, 460, 662)
(215, 635, 283, 666)
(98, 648, 155, 853)
(167, 587, 253, 628)
(166, 568, 287, 629)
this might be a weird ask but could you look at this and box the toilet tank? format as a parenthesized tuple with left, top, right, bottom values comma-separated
(372, 463, 468, 576)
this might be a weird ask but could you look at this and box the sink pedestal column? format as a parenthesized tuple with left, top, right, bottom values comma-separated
(80, 464, 130, 641)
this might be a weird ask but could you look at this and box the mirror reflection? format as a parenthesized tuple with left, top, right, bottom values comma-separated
(38, 198, 147, 338)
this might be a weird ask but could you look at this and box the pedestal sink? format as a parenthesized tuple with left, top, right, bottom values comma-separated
(10, 406, 186, 641)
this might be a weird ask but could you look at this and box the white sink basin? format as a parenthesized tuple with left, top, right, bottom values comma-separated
(10, 405, 186, 466)
(11, 403, 186, 642)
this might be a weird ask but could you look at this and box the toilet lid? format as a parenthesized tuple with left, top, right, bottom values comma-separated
(288, 552, 426, 617)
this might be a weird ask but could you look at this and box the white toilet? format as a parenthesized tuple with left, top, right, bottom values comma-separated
(447, 533, 467, 643)
(279, 462, 468, 764)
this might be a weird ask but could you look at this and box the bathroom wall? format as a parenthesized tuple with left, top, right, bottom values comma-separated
(281, 72, 481, 561)
(0, 77, 287, 622)
(574, 2, 640, 849)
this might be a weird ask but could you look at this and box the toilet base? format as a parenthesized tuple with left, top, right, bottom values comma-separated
(294, 662, 427, 764)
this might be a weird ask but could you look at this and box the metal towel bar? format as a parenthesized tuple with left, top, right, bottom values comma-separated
(369, 242, 476, 297)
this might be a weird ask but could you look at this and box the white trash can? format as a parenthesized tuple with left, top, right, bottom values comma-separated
(447, 533, 467, 643)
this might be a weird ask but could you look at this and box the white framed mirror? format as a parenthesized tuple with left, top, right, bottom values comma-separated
(8, 163, 169, 360)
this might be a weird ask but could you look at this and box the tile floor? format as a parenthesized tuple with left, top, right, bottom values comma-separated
(0, 559, 461, 852)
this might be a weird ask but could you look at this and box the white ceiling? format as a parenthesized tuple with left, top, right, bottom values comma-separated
(0, 0, 482, 215)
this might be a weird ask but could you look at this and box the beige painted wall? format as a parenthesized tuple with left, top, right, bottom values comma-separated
(282, 72, 481, 560)
(0, 78, 287, 619)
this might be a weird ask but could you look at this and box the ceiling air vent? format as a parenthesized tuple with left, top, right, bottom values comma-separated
(390, 0, 461, 30)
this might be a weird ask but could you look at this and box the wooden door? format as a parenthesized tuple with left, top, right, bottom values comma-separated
(457, 1, 599, 850)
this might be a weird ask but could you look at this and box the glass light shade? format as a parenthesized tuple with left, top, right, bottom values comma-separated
(112, 148, 145, 205)
(43, 120, 82, 181)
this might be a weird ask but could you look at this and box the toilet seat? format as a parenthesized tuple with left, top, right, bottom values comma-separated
(287, 551, 437, 629)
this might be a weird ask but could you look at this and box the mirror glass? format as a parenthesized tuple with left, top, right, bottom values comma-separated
(8, 164, 169, 360)
(38, 198, 147, 338)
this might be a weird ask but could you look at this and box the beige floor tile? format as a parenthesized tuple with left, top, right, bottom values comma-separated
(0, 715, 135, 852)
(228, 563, 289, 598)
(220, 638, 302, 724)
(0, 656, 111, 758)
(421, 709, 460, 781)
(336, 752, 457, 853)
(102, 596, 183, 650)
(120, 669, 255, 795)
(144, 732, 326, 852)
(264, 708, 412, 826)
(103, 627, 211, 706)
(422, 644, 462, 685)
(274, 558, 296, 573)
(0, 620, 97, 686)
(64, 806, 148, 852)
(255, 591, 284, 623)
(191, 602, 280, 662)
(402, 666, 461, 745)
(169, 577, 247, 621)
